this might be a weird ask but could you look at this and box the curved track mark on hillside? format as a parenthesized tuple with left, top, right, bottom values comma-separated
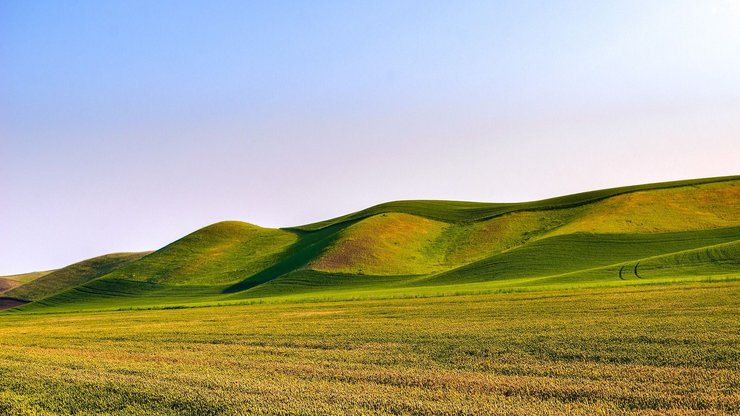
(618, 265, 626, 280)
(634, 262, 642, 279)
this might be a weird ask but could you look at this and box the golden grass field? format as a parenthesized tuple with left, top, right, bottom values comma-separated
(1, 281, 738, 415)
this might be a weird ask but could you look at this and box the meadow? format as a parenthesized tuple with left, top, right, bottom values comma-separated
(3, 177, 736, 314)
(1, 177, 738, 414)
(1, 281, 738, 415)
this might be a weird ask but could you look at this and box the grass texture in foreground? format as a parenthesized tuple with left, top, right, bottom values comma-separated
(0, 282, 738, 415)
(2, 176, 738, 414)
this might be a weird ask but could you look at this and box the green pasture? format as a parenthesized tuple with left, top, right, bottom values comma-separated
(3, 176, 737, 314)
(1, 176, 738, 414)
(4, 252, 148, 302)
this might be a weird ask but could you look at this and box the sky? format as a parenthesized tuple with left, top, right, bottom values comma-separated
(1, 1, 739, 275)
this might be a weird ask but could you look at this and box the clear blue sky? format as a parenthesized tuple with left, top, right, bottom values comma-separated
(2, 1, 739, 274)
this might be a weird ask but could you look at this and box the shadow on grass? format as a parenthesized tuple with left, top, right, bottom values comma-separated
(0, 297, 29, 311)
(222, 222, 350, 294)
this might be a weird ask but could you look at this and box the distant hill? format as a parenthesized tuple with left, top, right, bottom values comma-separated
(4, 252, 149, 301)
(6, 175, 739, 313)
(0, 270, 53, 294)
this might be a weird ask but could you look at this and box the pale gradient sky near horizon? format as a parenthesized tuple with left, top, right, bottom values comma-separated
(1, 1, 739, 275)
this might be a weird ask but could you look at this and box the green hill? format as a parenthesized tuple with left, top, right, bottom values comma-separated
(0, 270, 53, 294)
(102, 221, 298, 286)
(292, 175, 738, 231)
(4, 252, 149, 301)
(7, 175, 739, 313)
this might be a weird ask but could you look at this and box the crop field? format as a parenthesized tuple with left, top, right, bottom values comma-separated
(5, 0, 740, 412)
(1, 281, 738, 415)
(1, 178, 734, 313)
(1, 177, 737, 414)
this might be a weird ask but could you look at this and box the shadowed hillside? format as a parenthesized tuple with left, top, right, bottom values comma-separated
(7, 175, 739, 313)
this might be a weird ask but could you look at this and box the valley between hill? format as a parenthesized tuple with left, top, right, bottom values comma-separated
(1, 176, 738, 414)
(2, 175, 737, 313)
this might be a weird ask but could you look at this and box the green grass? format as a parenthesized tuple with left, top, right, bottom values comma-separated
(1, 176, 739, 414)
(547, 179, 739, 235)
(0, 271, 53, 294)
(104, 221, 298, 286)
(6, 176, 738, 314)
(0, 270, 54, 285)
(635, 239, 740, 278)
(4, 253, 148, 301)
(292, 175, 739, 231)
(0, 282, 738, 415)
(417, 227, 740, 287)
(305, 178, 737, 277)
(308, 213, 451, 275)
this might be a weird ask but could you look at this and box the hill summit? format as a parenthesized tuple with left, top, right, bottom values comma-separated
(2, 176, 738, 312)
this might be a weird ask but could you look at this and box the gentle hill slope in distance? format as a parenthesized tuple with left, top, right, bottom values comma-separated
(0, 270, 53, 294)
(107, 221, 298, 286)
(6, 175, 739, 313)
(4, 252, 149, 302)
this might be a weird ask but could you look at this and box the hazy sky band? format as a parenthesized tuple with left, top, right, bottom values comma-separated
(1, 1, 739, 274)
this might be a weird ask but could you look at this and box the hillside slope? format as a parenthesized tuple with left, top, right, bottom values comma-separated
(5, 252, 149, 301)
(0, 271, 53, 294)
(99, 221, 298, 286)
(8, 175, 740, 313)
(306, 179, 738, 276)
(293, 175, 738, 231)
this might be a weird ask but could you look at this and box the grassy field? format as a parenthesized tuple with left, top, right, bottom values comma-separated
(292, 175, 739, 231)
(0, 282, 738, 415)
(4, 252, 148, 302)
(3, 176, 736, 314)
(1, 176, 738, 414)
(0, 270, 53, 294)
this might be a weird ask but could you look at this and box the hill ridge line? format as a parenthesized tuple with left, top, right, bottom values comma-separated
(289, 175, 739, 231)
